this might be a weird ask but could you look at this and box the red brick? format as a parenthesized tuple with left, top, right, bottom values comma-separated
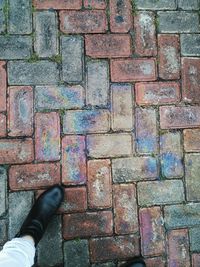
(0, 61, 6, 112)
(0, 138, 33, 164)
(84, 0, 106, 9)
(110, 0, 132, 33)
(135, 82, 180, 105)
(0, 114, 6, 137)
(35, 112, 60, 162)
(90, 235, 140, 262)
(9, 162, 60, 190)
(63, 211, 113, 240)
(158, 34, 180, 80)
(160, 106, 200, 129)
(192, 253, 200, 267)
(113, 184, 138, 234)
(182, 57, 200, 104)
(59, 187, 87, 213)
(87, 159, 112, 209)
(7, 86, 33, 137)
(139, 207, 165, 257)
(33, 0, 82, 9)
(134, 12, 157, 56)
(60, 10, 107, 33)
(184, 129, 200, 152)
(62, 135, 86, 185)
(111, 59, 157, 82)
(168, 229, 190, 267)
(145, 257, 165, 267)
(85, 34, 131, 58)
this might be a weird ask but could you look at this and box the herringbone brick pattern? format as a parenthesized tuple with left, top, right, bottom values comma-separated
(0, 0, 200, 266)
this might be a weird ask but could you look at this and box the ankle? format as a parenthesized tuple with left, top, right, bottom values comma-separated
(21, 235, 35, 247)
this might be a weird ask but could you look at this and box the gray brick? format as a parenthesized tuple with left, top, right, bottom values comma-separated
(135, 0, 177, 10)
(64, 240, 89, 267)
(189, 227, 200, 252)
(178, 0, 199, 10)
(112, 157, 158, 183)
(8, 0, 32, 34)
(86, 60, 109, 106)
(0, 167, 6, 216)
(185, 153, 200, 201)
(8, 191, 33, 239)
(138, 180, 185, 206)
(8, 61, 59, 85)
(158, 11, 200, 33)
(61, 36, 84, 83)
(34, 11, 58, 58)
(0, 36, 32, 59)
(0, 0, 6, 33)
(181, 34, 200, 56)
(0, 220, 7, 245)
(37, 216, 63, 267)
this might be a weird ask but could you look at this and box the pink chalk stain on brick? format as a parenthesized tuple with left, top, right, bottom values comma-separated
(0, 113, 6, 137)
(0, 61, 7, 112)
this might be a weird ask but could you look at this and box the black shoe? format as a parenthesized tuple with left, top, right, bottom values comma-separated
(16, 185, 64, 245)
(121, 258, 146, 267)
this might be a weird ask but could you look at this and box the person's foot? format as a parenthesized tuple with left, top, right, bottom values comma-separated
(121, 257, 146, 267)
(16, 185, 64, 246)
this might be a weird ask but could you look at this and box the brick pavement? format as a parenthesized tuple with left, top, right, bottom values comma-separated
(0, 0, 200, 266)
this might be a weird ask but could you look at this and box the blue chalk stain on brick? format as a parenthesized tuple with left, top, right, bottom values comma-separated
(161, 152, 183, 178)
(137, 137, 157, 154)
(146, 157, 157, 174)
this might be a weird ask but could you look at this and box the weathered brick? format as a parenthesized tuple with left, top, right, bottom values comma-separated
(61, 36, 84, 83)
(189, 227, 200, 252)
(111, 59, 157, 82)
(34, 11, 58, 58)
(145, 257, 165, 267)
(168, 229, 190, 267)
(139, 207, 165, 257)
(86, 60, 109, 106)
(87, 134, 132, 158)
(0, 167, 6, 216)
(63, 110, 110, 134)
(9, 162, 60, 191)
(134, 12, 157, 56)
(8, 0, 32, 34)
(85, 34, 131, 58)
(88, 160, 112, 209)
(182, 57, 200, 104)
(111, 84, 133, 131)
(7, 86, 33, 137)
(160, 106, 200, 129)
(113, 184, 138, 234)
(184, 129, 200, 152)
(37, 216, 63, 266)
(0, 220, 7, 245)
(181, 34, 200, 56)
(0, 113, 6, 137)
(62, 135, 86, 185)
(0, 36, 32, 59)
(90, 235, 140, 262)
(160, 132, 184, 178)
(112, 156, 158, 182)
(0, 0, 6, 33)
(0, 61, 6, 112)
(8, 61, 59, 85)
(158, 11, 200, 33)
(84, 0, 106, 9)
(64, 240, 89, 267)
(63, 211, 113, 240)
(135, 82, 180, 105)
(136, 107, 158, 154)
(192, 254, 200, 266)
(185, 154, 200, 201)
(158, 34, 180, 80)
(35, 85, 84, 110)
(0, 139, 33, 164)
(33, 0, 82, 9)
(164, 203, 200, 229)
(138, 180, 185, 206)
(9, 191, 33, 239)
(110, 0, 132, 32)
(135, 0, 177, 10)
(178, 0, 199, 10)
(35, 112, 60, 162)
(60, 10, 107, 33)
(59, 187, 87, 213)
